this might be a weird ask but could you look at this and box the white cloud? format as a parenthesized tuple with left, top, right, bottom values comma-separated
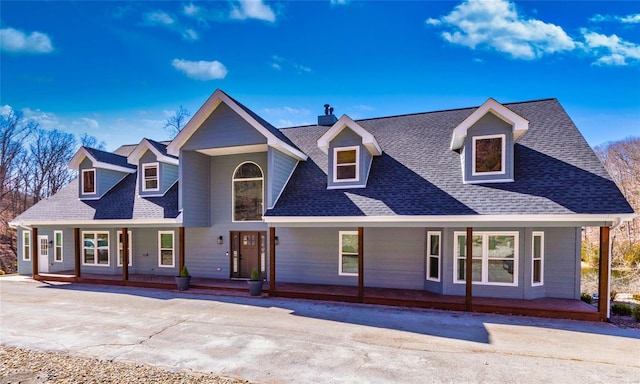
(230, 0, 276, 22)
(271, 62, 282, 70)
(21, 107, 61, 130)
(426, 0, 575, 60)
(183, 3, 200, 17)
(144, 11, 175, 26)
(262, 106, 310, 116)
(182, 28, 199, 41)
(1, 105, 14, 117)
(581, 30, 640, 66)
(0, 27, 54, 54)
(590, 13, 640, 24)
(72, 117, 100, 131)
(171, 58, 228, 80)
(330, 0, 350, 5)
(293, 63, 311, 73)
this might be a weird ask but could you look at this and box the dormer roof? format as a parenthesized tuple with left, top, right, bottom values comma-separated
(166, 89, 307, 161)
(450, 98, 529, 150)
(127, 138, 179, 166)
(68, 147, 136, 173)
(317, 115, 382, 156)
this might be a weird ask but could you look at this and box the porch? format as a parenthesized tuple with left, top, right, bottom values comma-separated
(34, 272, 599, 322)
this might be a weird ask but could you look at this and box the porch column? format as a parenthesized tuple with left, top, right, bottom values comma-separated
(269, 227, 276, 293)
(74, 228, 81, 278)
(179, 227, 185, 271)
(358, 227, 364, 302)
(465, 227, 473, 311)
(31, 227, 38, 278)
(121, 228, 129, 281)
(598, 226, 611, 321)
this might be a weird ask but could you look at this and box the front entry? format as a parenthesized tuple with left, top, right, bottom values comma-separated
(38, 235, 49, 273)
(230, 231, 266, 278)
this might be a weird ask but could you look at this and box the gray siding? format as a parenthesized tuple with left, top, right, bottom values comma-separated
(463, 112, 514, 183)
(327, 128, 373, 189)
(78, 158, 128, 199)
(541, 227, 581, 299)
(180, 150, 210, 227)
(161, 163, 179, 192)
(267, 148, 298, 208)
(182, 102, 267, 151)
(138, 150, 178, 197)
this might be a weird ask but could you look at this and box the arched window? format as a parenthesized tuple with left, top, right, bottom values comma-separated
(233, 162, 263, 221)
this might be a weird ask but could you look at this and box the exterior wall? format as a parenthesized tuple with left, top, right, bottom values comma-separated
(327, 128, 372, 189)
(180, 150, 210, 227)
(462, 112, 514, 183)
(78, 158, 128, 199)
(541, 227, 581, 299)
(17, 227, 182, 276)
(267, 148, 298, 208)
(137, 150, 179, 197)
(181, 102, 266, 151)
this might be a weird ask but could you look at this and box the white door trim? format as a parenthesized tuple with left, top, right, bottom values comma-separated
(38, 235, 49, 273)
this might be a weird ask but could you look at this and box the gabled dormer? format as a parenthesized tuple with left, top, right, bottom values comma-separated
(68, 147, 136, 200)
(317, 115, 382, 189)
(450, 98, 529, 184)
(127, 139, 179, 197)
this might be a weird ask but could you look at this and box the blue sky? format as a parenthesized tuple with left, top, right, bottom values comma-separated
(1, 0, 639, 151)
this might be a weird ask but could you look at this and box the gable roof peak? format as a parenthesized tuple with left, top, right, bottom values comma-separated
(68, 146, 136, 173)
(317, 114, 382, 156)
(450, 98, 529, 150)
(127, 138, 178, 166)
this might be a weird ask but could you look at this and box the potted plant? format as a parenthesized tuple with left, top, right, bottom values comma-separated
(175, 265, 191, 291)
(247, 267, 262, 296)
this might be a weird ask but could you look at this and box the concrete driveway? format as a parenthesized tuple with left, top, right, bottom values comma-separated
(1, 276, 639, 383)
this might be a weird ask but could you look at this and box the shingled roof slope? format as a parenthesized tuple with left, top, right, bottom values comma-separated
(267, 98, 633, 217)
(84, 147, 136, 169)
(11, 174, 179, 223)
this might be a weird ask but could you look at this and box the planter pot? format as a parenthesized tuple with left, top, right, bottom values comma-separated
(247, 280, 263, 296)
(175, 276, 191, 291)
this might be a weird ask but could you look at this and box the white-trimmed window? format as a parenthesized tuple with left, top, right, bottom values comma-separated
(426, 231, 441, 282)
(339, 231, 358, 276)
(232, 162, 263, 222)
(118, 231, 133, 267)
(333, 146, 359, 182)
(472, 134, 506, 176)
(454, 231, 518, 286)
(54, 230, 63, 262)
(142, 163, 159, 192)
(82, 232, 110, 266)
(158, 231, 175, 268)
(82, 169, 96, 194)
(22, 231, 31, 261)
(532, 232, 544, 286)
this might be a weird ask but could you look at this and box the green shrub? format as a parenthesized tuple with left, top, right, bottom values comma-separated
(611, 303, 632, 316)
(632, 306, 640, 322)
(580, 293, 593, 304)
(250, 268, 261, 281)
(179, 265, 190, 277)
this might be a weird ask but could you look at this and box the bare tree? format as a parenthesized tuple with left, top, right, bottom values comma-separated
(28, 129, 76, 204)
(79, 133, 106, 150)
(164, 105, 191, 137)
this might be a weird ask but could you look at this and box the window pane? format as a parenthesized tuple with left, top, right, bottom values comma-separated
(83, 171, 95, 193)
(489, 260, 514, 283)
(145, 166, 157, 178)
(342, 254, 358, 274)
(533, 260, 541, 283)
(234, 163, 262, 179)
(84, 234, 95, 249)
(55, 232, 62, 245)
(161, 250, 174, 266)
(84, 249, 95, 264)
(429, 235, 439, 256)
(234, 180, 263, 221)
(472, 235, 482, 258)
(145, 179, 158, 190)
(342, 234, 358, 253)
(472, 260, 482, 281)
(488, 235, 515, 259)
(475, 137, 502, 173)
(336, 165, 356, 180)
(533, 236, 541, 259)
(458, 259, 465, 280)
(160, 233, 173, 249)
(429, 256, 439, 279)
(336, 150, 356, 164)
(97, 233, 108, 248)
(457, 235, 466, 257)
(55, 248, 62, 260)
(97, 249, 109, 264)
(25, 233, 30, 246)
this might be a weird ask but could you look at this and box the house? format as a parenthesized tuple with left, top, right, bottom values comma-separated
(10, 89, 635, 321)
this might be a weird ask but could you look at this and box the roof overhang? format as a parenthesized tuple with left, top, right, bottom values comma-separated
(317, 115, 382, 156)
(450, 98, 529, 151)
(264, 213, 636, 228)
(166, 89, 307, 161)
(68, 147, 136, 173)
(127, 139, 179, 166)
(9, 217, 183, 229)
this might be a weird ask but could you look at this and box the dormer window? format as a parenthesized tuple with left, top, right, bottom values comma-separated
(82, 169, 96, 194)
(142, 163, 159, 192)
(334, 146, 359, 182)
(472, 134, 505, 176)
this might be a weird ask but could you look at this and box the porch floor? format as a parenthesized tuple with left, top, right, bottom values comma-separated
(35, 272, 599, 321)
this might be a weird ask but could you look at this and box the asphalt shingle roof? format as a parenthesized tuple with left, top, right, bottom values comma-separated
(267, 98, 634, 217)
(84, 147, 136, 170)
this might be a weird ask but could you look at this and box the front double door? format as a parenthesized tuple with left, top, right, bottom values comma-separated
(230, 231, 266, 279)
